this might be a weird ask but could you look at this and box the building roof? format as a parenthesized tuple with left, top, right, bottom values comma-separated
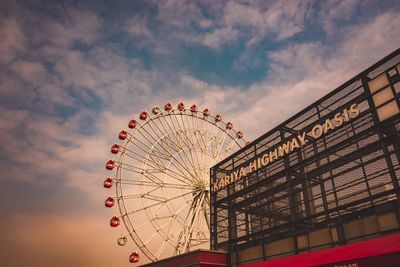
(241, 233, 400, 267)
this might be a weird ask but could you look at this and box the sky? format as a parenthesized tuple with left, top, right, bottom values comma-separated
(0, 0, 399, 266)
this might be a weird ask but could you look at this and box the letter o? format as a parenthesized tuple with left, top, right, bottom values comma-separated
(311, 124, 323, 139)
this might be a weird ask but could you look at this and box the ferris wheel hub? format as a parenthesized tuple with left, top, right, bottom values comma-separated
(192, 179, 209, 194)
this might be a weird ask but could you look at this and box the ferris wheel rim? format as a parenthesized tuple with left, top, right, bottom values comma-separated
(105, 102, 247, 263)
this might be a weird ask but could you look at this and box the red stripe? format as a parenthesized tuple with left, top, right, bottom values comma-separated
(241, 233, 400, 267)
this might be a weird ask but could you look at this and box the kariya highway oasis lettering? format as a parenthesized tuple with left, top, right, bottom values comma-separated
(212, 103, 360, 192)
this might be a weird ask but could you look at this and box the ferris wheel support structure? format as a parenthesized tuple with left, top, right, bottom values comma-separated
(103, 102, 246, 264)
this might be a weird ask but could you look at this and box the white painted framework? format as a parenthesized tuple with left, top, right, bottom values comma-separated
(111, 105, 246, 262)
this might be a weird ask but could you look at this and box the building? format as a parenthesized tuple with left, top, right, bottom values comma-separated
(138, 250, 226, 267)
(210, 48, 400, 266)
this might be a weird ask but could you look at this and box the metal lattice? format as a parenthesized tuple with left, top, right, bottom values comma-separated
(104, 103, 247, 264)
(211, 48, 400, 266)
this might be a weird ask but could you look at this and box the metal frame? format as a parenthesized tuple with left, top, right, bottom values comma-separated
(106, 103, 247, 263)
(210, 48, 400, 266)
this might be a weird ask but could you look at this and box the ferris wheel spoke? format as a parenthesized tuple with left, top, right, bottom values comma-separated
(206, 121, 226, 166)
(150, 191, 197, 239)
(124, 142, 177, 177)
(203, 193, 210, 230)
(122, 186, 162, 200)
(141, 231, 160, 247)
(136, 153, 193, 186)
(119, 154, 192, 186)
(142, 193, 167, 202)
(126, 134, 158, 157)
(211, 127, 228, 159)
(143, 215, 181, 257)
(221, 136, 240, 155)
(155, 238, 171, 258)
(162, 163, 197, 185)
(144, 205, 186, 249)
(168, 190, 197, 224)
(175, 128, 199, 166)
(180, 192, 205, 245)
(116, 160, 149, 174)
(163, 113, 203, 184)
(167, 114, 197, 156)
(140, 171, 167, 185)
(156, 134, 180, 157)
(117, 160, 166, 182)
(158, 113, 186, 151)
(117, 164, 143, 174)
(151, 192, 197, 254)
(180, 114, 206, 181)
(214, 130, 231, 160)
(146, 114, 203, 184)
(118, 178, 192, 190)
(202, 135, 225, 173)
(145, 146, 173, 170)
(193, 130, 208, 173)
(209, 136, 218, 162)
(121, 193, 147, 200)
(196, 125, 208, 153)
(123, 146, 187, 183)
(172, 149, 202, 184)
(152, 202, 187, 236)
(162, 142, 199, 182)
(208, 117, 219, 155)
(174, 191, 207, 254)
(138, 122, 176, 159)
(165, 149, 200, 185)
(122, 151, 167, 176)
(132, 217, 153, 231)
(149, 189, 196, 236)
(125, 191, 193, 216)
(146, 118, 177, 157)
(172, 126, 204, 178)
(200, 118, 213, 174)
(131, 126, 179, 171)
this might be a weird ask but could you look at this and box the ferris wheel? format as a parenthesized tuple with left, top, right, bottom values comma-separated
(103, 102, 246, 264)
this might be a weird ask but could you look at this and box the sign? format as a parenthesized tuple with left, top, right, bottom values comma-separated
(212, 103, 360, 192)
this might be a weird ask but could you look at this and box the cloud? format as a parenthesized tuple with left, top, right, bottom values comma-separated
(0, 107, 73, 185)
(35, 6, 102, 48)
(2, 4, 394, 199)
(0, 1, 399, 266)
(10, 60, 47, 85)
(223, 2, 265, 29)
(133, 1, 309, 52)
(339, 11, 400, 68)
(319, 0, 362, 34)
(267, 42, 327, 81)
(223, 1, 310, 42)
(124, 16, 153, 38)
(155, 0, 204, 29)
(0, 17, 26, 64)
(241, 10, 400, 138)
(202, 27, 239, 50)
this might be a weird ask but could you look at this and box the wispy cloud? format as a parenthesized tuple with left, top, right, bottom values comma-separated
(124, 16, 153, 38)
(319, 0, 362, 34)
(223, 1, 311, 42)
(202, 27, 239, 49)
(0, 0, 399, 266)
(0, 17, 26, 64)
